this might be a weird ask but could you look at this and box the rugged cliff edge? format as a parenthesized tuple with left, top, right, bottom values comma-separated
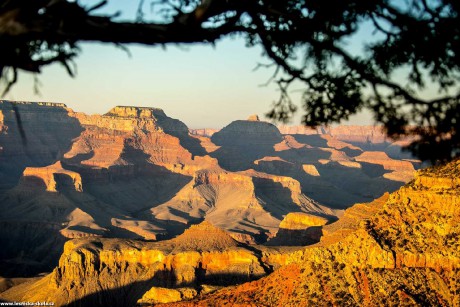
(168, 160, 460, 306)
(0, 222, 297, 306)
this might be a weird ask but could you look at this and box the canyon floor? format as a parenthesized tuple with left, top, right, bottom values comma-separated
(1, 100, 454, 306)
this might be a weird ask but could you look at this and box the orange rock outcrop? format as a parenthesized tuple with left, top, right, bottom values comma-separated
(2, 101, 454, 306)
(278, 212, 328, 230)
(302, 164, 320, 176)
(267, 212, 329, 246)
(0, 223, 295, 306)
(170, 160, 460, 306)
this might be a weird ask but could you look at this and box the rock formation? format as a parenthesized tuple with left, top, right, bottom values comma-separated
(278, 212, 329, 230)
(22, 161, 83, 192)
(302, 164, 320, 176)
(171, 160, 460, 306)
(144, 169, 335, 243)
(4, 157, 451, 306)
(267, 212, 330, 246)
(0, 222, 296, 306)
(355, 151, 415, 182)
(210, 119, 283, 171)
(4, 100, 456, 307)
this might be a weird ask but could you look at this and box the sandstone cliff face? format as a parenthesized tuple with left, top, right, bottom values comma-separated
(267, 212, 330, 246)
(278, 125, 389, 146)
(1, 101, 449, 306)
(66, 106, 209, 172)
(0, 103, 339, 276)
(21, 161, 82, 192)
(0, 103, 206, 275)
(355, 151, 415, 182)
(302, 164, 320, 176)
(278, 212, 328, 230)
(0, 223, 296, 306)
(172, 160, 460, 306)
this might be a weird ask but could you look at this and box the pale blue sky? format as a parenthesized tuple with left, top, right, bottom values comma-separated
(4, 1, 378, 128)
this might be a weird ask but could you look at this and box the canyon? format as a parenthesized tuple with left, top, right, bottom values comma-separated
(2, 158, 459, 306)
(0, 100, 433, 306)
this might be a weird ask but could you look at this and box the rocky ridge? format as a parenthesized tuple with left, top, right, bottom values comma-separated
(171, 160, 460, 306)
(0, 222, 297, 306)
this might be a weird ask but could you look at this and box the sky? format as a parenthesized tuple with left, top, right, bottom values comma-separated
(3, 1, 376, 129)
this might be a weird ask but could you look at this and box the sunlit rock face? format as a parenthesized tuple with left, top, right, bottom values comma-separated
(144, 168, 334, 245)
(205, 120, 418, 209)
(21, 161, 83, 192)
(171, 161, 460, 306)
(266, 212, 330, 246)
(0, 103, 204, 275)
(67, 105, 209, 170)
(354, 151, 415, 182)
(302, 164, 320, 176)
(0, 222, 295, 306)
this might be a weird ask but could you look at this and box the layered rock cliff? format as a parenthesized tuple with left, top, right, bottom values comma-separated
(207, 118, 417, 208)
(144, 168, 335, 243)
(0, 222, 297, 306)
(2, 101, 449, 307)
(267, 212, 330, 246)
(173, 160, 460, 306)
(210, 119, 283, 171)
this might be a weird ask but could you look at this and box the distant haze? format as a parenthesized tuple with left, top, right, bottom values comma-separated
(4, 39, 375, 129)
